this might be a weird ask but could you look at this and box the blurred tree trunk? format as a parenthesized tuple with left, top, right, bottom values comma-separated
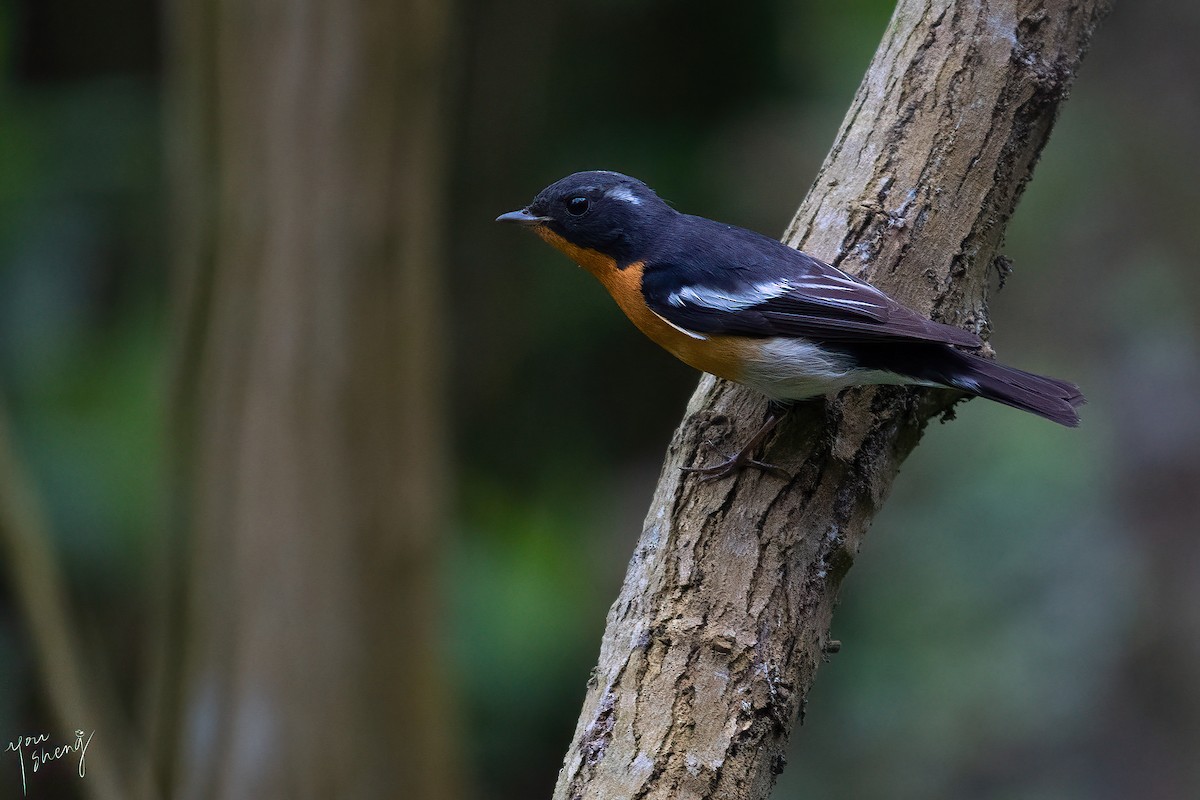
(1094, 356, 1200, 798)
(162, 1, 458, 799)
(553, 2, 1108, 799)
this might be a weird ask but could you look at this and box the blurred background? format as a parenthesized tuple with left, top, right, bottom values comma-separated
(1, 0, 1198, 798)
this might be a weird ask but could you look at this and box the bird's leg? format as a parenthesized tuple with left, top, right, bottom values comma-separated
(681, 401, 792, 481)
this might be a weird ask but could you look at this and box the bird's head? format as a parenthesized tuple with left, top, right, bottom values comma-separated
(496, 170, 673, 270)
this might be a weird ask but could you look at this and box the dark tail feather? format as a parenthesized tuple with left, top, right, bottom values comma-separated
(941, 350, 1086, 427)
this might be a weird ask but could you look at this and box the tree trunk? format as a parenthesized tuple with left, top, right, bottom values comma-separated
(163, 1, 457, 798)
(552, 2, 1109, 799)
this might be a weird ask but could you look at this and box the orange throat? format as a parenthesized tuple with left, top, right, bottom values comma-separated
(532, 225, 748, 383)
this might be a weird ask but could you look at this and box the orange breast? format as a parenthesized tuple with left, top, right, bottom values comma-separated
(533, 226, 749, 383)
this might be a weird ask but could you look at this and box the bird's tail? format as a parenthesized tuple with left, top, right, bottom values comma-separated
(939, 350, 1086, 427)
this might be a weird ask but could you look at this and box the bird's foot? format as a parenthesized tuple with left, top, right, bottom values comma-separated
(681, 408, 792, 482)
(680, 446, 791, 482)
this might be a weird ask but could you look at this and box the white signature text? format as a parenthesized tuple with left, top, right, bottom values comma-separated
(6, 729, 93, 797)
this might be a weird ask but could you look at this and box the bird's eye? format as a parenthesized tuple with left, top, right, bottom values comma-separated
(566, 196, 590, 216)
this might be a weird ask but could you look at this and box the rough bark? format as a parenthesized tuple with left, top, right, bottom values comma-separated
(162, 1, 458, 798)
(552, 2, 1109, 799)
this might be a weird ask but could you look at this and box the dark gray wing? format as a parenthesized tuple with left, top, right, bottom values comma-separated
(642, 238, 983, 348)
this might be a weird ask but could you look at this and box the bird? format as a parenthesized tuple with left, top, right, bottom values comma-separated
(497, 170, 1084, 479)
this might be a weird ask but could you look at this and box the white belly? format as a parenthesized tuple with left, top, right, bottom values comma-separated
(738, 338, 916, 401)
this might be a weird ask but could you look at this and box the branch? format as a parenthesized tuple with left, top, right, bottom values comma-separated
(552, 2, 1109, 798)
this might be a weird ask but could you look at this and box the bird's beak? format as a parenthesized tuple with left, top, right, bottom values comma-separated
(496, 208, 551, 225)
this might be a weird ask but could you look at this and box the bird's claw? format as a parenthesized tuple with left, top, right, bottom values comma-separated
(681, 446, 791, 482)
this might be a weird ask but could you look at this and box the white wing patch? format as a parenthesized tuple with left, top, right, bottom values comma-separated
(666, 280, 792, 312)
(791, 268, 867, 292)
(824, 297, 881, 309)
(651, 310, 708, 340)
(796, 281, 856, 292)
(605, 185, 643, 205)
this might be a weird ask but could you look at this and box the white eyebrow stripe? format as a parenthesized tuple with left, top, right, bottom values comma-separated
(666, 280, 793, 311)
(652, 311, 708, 340)
(606, 185, 643, 205)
